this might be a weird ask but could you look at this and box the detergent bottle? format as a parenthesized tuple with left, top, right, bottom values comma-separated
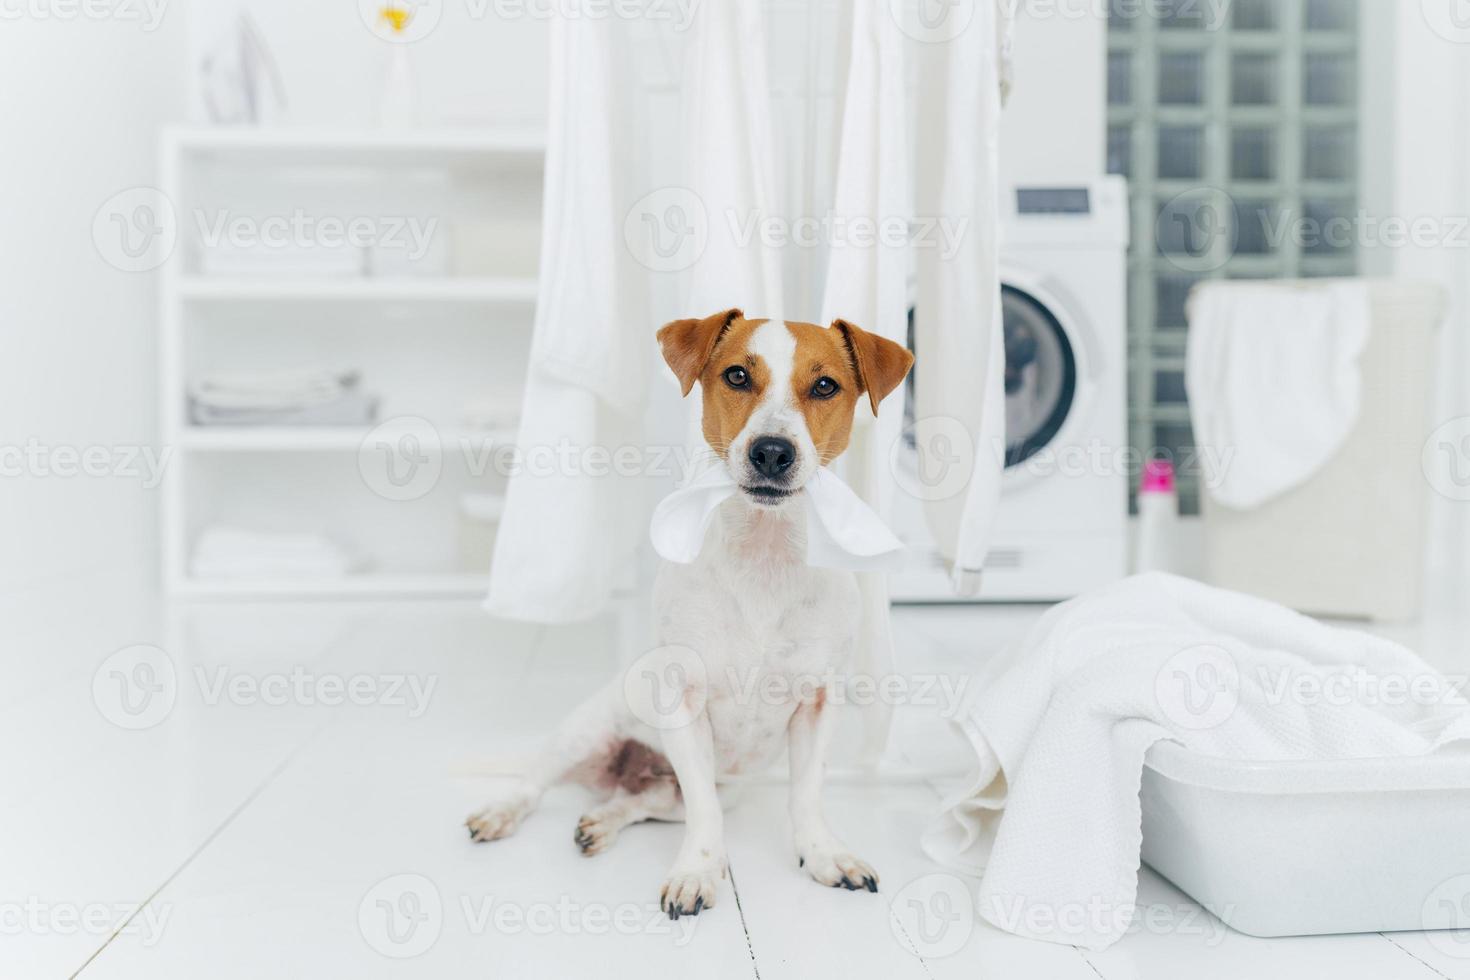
(1134, 458, 1179, 574)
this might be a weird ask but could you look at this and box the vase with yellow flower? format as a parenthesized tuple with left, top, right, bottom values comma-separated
(375, 1, 420, 129)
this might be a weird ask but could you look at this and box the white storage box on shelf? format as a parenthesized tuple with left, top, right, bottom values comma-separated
(1197, 280, 1447, 621)
(1140, 739, 1470, 937)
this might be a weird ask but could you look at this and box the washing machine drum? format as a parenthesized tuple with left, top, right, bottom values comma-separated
(1002, 284, 1077, 468)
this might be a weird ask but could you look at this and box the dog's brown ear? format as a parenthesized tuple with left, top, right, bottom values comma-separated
(657, 308, 744, 396)
(834, 318, 914, 415)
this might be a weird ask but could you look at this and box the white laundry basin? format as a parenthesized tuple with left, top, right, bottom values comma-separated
(1140, 739, 1470, 938)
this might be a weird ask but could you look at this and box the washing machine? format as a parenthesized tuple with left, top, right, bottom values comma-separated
(889, 176, 1130, 602)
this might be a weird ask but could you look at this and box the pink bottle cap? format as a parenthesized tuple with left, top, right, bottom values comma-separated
(1140, 458, 1176, 494)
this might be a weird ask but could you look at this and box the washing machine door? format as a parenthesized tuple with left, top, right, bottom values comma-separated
(901, 284, 1080, 467)
(1001, 284, 1078, 468)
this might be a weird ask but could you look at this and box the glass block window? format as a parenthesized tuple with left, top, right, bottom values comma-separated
(1106, 0, 1360, 512)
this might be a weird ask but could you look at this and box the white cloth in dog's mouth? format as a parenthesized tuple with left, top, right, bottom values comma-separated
(650, 465, 905, 571)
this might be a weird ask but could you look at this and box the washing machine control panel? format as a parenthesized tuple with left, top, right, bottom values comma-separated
(1016, 187, 1092, 215)
(1004, 177, 1130, 249)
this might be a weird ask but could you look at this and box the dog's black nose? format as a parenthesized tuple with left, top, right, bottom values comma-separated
(748, 437, 796, 479)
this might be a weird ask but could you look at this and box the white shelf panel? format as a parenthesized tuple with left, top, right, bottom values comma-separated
(172, 573, 489, 599)
(176, 426, 516, 452)
(165, 127, 546, 161)
(176, 277, 539, 304)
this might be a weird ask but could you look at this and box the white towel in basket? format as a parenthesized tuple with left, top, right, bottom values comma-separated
(922, 573, 1470, 951)
(1185, 280, 1370, 510)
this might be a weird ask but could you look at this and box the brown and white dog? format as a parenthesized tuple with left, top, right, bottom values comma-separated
(466, 309, 913, 918)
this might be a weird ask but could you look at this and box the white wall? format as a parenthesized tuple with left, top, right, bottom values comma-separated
(186, 2, 550, 128)
(186, 1, 1104, 175)
(1368, 5, 1470, 583)
(1001, 1, 1108, 187)
(0, 10, 186, 591)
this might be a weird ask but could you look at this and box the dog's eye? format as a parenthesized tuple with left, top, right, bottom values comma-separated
(723, 366, 750, 389)
(810, 376, 840, 399)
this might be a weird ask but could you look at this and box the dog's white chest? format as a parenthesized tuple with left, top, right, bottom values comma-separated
(652, 503, 859, 776)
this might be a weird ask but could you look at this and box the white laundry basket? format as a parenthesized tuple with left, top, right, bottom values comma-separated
(1140, 740, 1470, 937)
(1197, 280, 1446, 621)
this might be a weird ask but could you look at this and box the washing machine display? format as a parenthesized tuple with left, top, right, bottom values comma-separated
(1003, 285, 1077, 468)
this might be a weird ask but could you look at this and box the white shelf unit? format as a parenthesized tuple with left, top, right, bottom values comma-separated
(160, 127, 543, 598)
(176, 276, 540, 304)
(175, 426, 517, 453)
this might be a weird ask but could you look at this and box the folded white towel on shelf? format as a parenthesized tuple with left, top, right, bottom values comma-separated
(188, 368, 379, 426)
(649, 465, 904, 572)
(1185, 280, 1371, 510)
(199, 238, 364, 278)
(190, 368, 361, 412)
(922, 573, 1470, 951)
(189, 389, 379, 427)
(191, 526, 359, 580)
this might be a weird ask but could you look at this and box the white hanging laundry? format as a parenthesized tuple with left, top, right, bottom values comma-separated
(649, 466, 904, 572)
(910, 0, 1010, 595)
(997, 0, 1020, 104)
(819, 0, 910, 512)
(677, 0, 784, 321)
(1185, 279, 1372, 510)
(487, 0, 1012, 642)
(484, 14, 648, 623)
(817, 0, 912, 759)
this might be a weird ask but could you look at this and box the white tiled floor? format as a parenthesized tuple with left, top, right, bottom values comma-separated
(7, 567, 1470, 979)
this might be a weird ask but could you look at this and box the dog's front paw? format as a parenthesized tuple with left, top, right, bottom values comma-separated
(465, 792, 534, 843)
(799, 847, 879, 893)
(573, 813, 618, 856)
(659, 865, 722, 919)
